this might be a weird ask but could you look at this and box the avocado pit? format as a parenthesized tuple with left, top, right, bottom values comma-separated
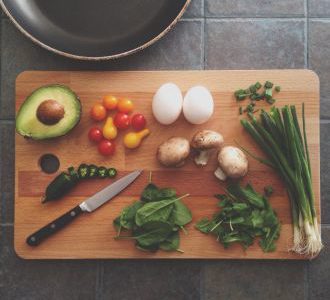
(36, 99, 65, 125)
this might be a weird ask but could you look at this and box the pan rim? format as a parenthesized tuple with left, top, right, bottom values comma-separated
(0, 0, 191, 61)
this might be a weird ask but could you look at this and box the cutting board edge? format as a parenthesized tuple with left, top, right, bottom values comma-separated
(14, 70, 321, 260)
(15, 69, 321, 83)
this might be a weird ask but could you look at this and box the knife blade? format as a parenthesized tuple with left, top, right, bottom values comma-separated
(26, 170, 142, 246)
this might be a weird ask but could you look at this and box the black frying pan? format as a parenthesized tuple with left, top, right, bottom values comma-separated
(1, 0, 190, 60)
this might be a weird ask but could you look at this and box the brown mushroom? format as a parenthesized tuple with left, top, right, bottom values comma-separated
(214, 146, 248, 181)
(191, 130, 224, 166)
(157, 137, 190, 167)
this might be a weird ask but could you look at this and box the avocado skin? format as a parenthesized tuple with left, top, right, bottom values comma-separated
(16, 84, 82, 140)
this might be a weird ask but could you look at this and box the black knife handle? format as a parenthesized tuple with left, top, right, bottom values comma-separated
(26, 205, 83, 246)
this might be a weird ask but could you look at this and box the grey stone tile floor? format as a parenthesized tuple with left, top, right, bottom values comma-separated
(1, 1, 329, 299)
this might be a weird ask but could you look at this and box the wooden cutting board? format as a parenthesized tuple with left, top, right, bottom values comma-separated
(15, 70, 320, 259)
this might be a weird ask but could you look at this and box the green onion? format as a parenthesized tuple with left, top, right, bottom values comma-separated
(266, 98, 276, 105)
(239, 107, 243, 115)
(235, 81, 280, 115)
(240, 104, 322, 256)
(249, 85, 257, 93)
(264, 81, 274, 89)
(255, 82, 262, 89)
(264, 88, 273, 100)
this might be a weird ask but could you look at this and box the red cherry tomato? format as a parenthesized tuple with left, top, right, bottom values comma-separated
(131, 113, 147, 131)
(98, 139, 116, 156)
(114, 112, 131, 130)
(88, 127, 103, 143)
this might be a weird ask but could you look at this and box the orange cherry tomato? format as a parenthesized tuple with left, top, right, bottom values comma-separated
(117, 98, 134, 113)
(103, 95, 118, 110)
(90, 103, 107, 121)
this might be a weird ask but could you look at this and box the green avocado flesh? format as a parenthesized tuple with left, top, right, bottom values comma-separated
(16, 85, 81, 140)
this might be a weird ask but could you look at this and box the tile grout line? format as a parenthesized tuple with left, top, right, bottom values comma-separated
(181, 18, 203, 22)
(201, 0, 205, 70)
(95, 261, 104, 300)
(202, 17, 307, 21)
(184, 16, 330, 21)
(305, 262, 310, 300)
(309, 17, 330, 20)
(199, 262, 205, 300)
(0, 223, 13, 226)
(0, 119, 15, 122)
(304, 0, 308, 68)
(306, 263, 311, 300)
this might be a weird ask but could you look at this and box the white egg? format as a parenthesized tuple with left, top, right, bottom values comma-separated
(152, 83, 183, 125)
(183, 86, 214, 124)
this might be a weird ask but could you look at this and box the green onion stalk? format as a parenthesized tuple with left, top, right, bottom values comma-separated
(240, 104, 322, 256)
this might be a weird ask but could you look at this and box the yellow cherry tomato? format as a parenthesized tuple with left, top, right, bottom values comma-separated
(90, 103, 107, 121)
(103, 117, 118, 140)
(103, 95, 118, 110)
(124, 129, 150, 149)
(118, 98, 134, 113)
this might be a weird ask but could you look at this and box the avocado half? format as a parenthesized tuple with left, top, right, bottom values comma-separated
(16, 84, 82, 140)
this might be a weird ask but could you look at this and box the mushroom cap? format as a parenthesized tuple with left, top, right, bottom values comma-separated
(157, 137, 190, 167)
(218, 146, 248, 178)
(191, 130, 224, 150)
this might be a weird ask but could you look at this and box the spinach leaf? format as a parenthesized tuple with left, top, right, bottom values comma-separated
(135, 198, 180, 226)
(113, 216, 121, 228)
(136, 242, 159, 252)
(134, 221, 172, 247)
(195, 217, 212, 233)
(159, 188, 177, 199)
(141, 183, 159, 202)
(120, 201, 144, 229)
(113, 216, 121, 235)
(172, 200, 192, 226)
(114, 181, 191, 253)
(141, 184, 177, 202)
(159, 231, 180, 251)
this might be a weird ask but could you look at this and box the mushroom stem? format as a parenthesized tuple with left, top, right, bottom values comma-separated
(214, 167, 227, 181)
(194, 149, 212, 166)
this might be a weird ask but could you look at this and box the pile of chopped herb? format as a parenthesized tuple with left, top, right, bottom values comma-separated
(235, 81, 281, 115)
(113, 181, 192, 253)
(195, 183, 281, 252)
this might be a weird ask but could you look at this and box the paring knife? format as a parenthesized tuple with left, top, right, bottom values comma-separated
(26, 170, 142, 246)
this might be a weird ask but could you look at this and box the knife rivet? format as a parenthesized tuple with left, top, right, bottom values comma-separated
(51, 223, 56, 229)
(70, 211, 76, 217)
(30, 236, 36, 242)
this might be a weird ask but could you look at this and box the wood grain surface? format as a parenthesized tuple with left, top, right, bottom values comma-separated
(15, 70, 320, 259)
